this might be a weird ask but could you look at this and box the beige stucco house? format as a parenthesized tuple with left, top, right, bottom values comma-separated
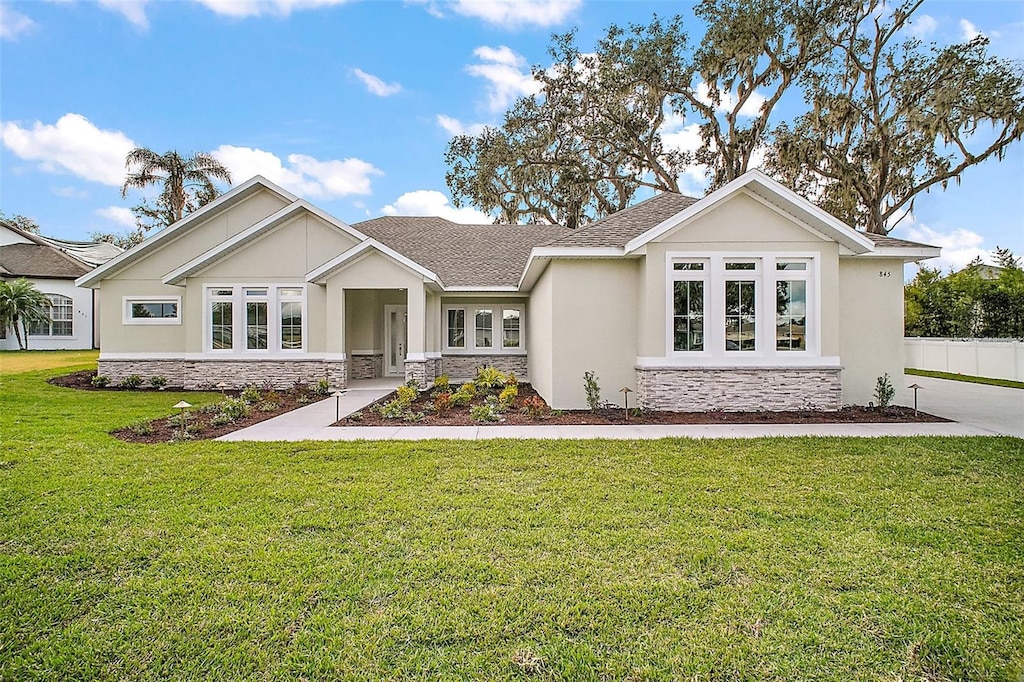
(77, 170, 940, 410)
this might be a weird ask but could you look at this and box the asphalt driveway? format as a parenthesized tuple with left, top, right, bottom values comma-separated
(906, 374, 1024, 438)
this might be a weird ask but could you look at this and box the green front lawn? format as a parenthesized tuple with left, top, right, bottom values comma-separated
(906, 366, 1024, 389)
(2, 355, 1022, 680)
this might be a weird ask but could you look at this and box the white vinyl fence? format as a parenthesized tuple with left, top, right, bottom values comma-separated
(905, 338, 1024, 382)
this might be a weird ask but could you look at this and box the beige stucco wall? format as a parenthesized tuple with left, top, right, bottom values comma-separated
(542, 259, 639, 410)
(838, 257, 908, 406)
(526, 265, 554, 400)
(639, 190, 840, 358)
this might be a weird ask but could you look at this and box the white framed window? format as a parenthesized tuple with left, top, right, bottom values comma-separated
(29, 294, 73, 337)
(667, 253, 819, 363)
(443, 303, 525, 353)
(123, 296, 181, 325)
(204, 285, 307, 354)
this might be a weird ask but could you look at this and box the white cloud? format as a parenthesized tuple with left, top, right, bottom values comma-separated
(448, 0, 580, 28)
(0, 113, 135, 186)
(0, 3, 35, 40)
(195, 0, 351, 18)
(436, 114, 487, 137)
(96, 206, 136, 228)
(908, 13, 937, 38)
(696, 82, 766, 118)
(351, 68, 402, 97)
(382, 189, 491, 224)
(960, 18, 982, 41)
(894, 214, 991, 272)
(98, 0, 150, 28)
(212, 145, 382, 199)
(466, 44, 541, 113)
(52, 186, 89, 199)
(659, 113, 708, 191)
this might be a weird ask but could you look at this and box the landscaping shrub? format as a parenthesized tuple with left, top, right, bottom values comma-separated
(505, 372, 518, 388)
(470, 400, 500, 422)
(451, 382, 476, 406)
(874, 373, 895, 409)
(90, 374, 109, 388)
(240, 385, 261, 404)
(218, 397, 249, 421)
(127, 420, 154, 436)
(149, 375, 168, 389)
(583, 370, 601, 410)
(314, 378, 331, 397)
(433, 391, 453, 416)
(119, 375, 143, 389)
(499, 384, 518, 408)
(434, 373, 450, 392)
(475, 366, 506, 392)
(519, 395, 548, 419)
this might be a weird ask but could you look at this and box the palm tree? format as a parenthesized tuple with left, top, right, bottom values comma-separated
(0, 279, 51, 350)
(120, 148, 232, 227)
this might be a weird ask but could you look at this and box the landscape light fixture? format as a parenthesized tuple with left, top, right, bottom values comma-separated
(907, 383, 922, 415)
(216, 382, 228, 396)
(619, 386, 633, 421)
(173, 400, 192, 439)
(333, 390, 345, 423)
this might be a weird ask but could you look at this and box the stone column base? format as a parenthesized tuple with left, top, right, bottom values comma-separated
(635, 366, 842, 412)
(349, 353, 383, 380)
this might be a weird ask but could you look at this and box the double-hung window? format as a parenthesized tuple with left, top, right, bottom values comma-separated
(444, 303, 525, 352)
(206, 285, 306, 354)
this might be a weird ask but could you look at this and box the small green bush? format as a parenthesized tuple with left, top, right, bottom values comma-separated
(451, 382, 476, 406)
(127, 420, 154, 436)
(874, 373, 895, 409)
(149, 376, 168, 389)
(475, 366, 506, 391)
(583, 370, 601, 410)
(348, 411, 363, 422)
(498, 384, 518, 408)
(434, 374, 450, 392)
(218, 397, 249, 421)
(257, 400, 279, 413)
(376, 399, 410, 420)
(314, 378, 331, 397)
(240, 385, 261, 404)
(211, 413, 233, 427)
(395, 385, 418, 405)
(90, 374, 109, 388)
(403, 411, 425, 423)
(470, 402, 500, 422)
(119, 375, 143, 389)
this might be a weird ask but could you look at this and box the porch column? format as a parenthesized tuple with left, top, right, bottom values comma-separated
(405, 283, 429, 385)
(322, 281, 347, 389)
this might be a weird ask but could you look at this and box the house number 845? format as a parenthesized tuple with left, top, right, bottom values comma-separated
(879, 270, 892, 278)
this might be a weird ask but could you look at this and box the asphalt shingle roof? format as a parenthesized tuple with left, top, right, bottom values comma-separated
(0, 243, 91, 279)
(352, 216, 572, 287)
(542, 192, 699, 248)
(860, 233, 937, 249)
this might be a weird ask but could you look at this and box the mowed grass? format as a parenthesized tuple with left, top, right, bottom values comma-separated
(0, 349, 99, 375)
(1, 355, 1022, 680)
(906, 366, 1024, 390)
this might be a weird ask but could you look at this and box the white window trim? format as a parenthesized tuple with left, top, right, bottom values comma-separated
(202, 284, 308, 356)
(665, 251, 821, 366)
(29, 293, 75, 337)
(442, 303, 527, 355)
(123, 296, 182, 325)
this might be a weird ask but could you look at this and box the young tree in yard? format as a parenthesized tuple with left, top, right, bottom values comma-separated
(446, 1, 845, 227)
(769, 0, 1024, 234)
(0, 278, 51, 350)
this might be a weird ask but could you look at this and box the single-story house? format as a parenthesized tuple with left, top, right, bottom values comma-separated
(77, 170, 940, 410)
(1, 220, 122, 350)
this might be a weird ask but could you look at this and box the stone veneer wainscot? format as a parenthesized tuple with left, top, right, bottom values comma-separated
(441, 354, 528, 381)
(98, 358, 347, 390)
(635, 366, 842, 412)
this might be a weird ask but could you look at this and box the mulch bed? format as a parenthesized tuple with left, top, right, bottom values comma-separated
(338, 382, 947, 427)
(49, 370, 329, 443)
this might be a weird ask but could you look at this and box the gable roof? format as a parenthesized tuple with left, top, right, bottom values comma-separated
(77, 175, 298, 288)
(162, 200, 368, 285)
(542, 193, 699, 248)
(0, 243, 91, 279)
(623, 171, 876, 254)
(306, 238, 442, 285)
(353, 216, 571, 288)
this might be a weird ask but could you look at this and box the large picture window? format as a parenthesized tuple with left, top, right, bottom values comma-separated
(444, 303, 525, 353)
(205, 285, 306, 354)
(668, 254, 817, 361)
(124, 296, 181, 325)
(29, 294, 73, 336)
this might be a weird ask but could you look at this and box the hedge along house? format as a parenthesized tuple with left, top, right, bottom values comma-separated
(78, 171, 940, 410)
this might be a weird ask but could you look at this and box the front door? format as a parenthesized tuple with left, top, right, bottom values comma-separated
(384, 305, 408, 376)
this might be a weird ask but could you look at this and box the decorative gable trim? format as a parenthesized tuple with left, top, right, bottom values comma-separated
(305, 238, 442, 286)
(161, 200, 367, 285)
(623, 170, 875, 255)
(76, 176, 299, 288)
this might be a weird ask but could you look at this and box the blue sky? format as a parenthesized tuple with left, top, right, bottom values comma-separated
(1, 0, 1022, 273)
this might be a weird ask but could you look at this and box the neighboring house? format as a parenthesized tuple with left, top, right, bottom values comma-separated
(77, 171, 940, 410)
(0, 221, 122, 350)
